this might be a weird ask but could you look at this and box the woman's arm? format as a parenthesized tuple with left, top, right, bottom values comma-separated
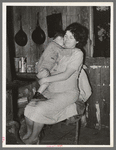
(39, 50, 83, 85)
(39, 67, 76, 85)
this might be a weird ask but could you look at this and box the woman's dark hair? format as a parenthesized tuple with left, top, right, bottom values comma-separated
(65, 22, 89, 49)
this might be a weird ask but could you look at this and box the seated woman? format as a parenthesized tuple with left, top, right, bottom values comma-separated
(23, 22, 89, 144)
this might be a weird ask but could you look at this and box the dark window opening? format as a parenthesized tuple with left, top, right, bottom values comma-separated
(93, 6, 110, 57)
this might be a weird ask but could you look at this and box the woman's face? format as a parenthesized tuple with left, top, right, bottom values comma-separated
(63, 31, 78, 49)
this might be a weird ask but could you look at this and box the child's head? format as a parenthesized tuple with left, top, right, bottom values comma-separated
(53, 31, 65, 47)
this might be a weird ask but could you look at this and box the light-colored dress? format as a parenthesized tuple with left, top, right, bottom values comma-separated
(24, 49, 83, 124)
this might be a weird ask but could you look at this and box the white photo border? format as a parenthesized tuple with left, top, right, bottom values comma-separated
(2, 2, 114, 148)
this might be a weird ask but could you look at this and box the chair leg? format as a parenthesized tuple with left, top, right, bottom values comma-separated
(75, 119, 80, 144)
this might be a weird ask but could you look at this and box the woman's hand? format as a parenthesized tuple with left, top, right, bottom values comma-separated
(39, 78, 48, 85)
(36, 69, 50, 79)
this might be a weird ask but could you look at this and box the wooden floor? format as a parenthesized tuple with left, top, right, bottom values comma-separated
(6, 119, 110, 146)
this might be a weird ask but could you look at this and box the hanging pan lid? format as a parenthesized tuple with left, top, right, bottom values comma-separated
(15, 15, 28, 46)
(32, 12, 46, 44)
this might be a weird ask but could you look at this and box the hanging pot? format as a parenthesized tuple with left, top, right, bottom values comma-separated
(15, 15, 28, 46)
(32, 12, 46, 44)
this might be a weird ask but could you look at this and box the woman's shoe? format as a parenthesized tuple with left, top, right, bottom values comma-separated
(36, 138, 40, 144)
(24, 137, 39, 145)
(30, 138, 40, 144)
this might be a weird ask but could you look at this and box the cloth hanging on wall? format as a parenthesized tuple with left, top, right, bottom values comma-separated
(46, 13, 63, 38)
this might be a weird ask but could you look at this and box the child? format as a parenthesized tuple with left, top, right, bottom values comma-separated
(33, 31, 65, 99)
(33, 32, 92, 102)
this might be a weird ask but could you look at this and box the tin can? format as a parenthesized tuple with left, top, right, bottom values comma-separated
(27, 65, 32, 73)
(14, 57, 20, 72)
(27, 65, 34, 73)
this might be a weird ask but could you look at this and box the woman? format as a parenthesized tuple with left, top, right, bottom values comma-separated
(23, 22, 88, 144)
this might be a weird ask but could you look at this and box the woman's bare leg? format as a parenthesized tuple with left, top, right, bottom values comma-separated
(24, 122, 44, 144)
(22, 117, 33, 140)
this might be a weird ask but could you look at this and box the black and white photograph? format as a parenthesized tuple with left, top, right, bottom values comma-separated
(2, 2, 114, 147)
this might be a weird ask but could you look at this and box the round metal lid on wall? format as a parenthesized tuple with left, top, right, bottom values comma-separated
(15, 15, 28, 46)
(32, 12, 46, 44)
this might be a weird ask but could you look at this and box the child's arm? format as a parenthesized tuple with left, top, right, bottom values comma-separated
(37, 55, 44, 72)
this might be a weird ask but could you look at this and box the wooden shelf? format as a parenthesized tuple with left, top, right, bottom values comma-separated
(16, 72, 37, 80)
(6, 80, 34, 90)
(7, 73, 38, 90)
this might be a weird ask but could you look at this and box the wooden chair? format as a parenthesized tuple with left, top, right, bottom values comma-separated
(64, 114, 85, 144)
(40, 100, 85, 145)
(73, 114, 84, 144)
(74, 100, 85, 144)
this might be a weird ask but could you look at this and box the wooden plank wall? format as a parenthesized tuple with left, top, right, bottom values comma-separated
(12, 6, 89, 65)
(6, 38, 12, 82)
(85, 58, 110, 128)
